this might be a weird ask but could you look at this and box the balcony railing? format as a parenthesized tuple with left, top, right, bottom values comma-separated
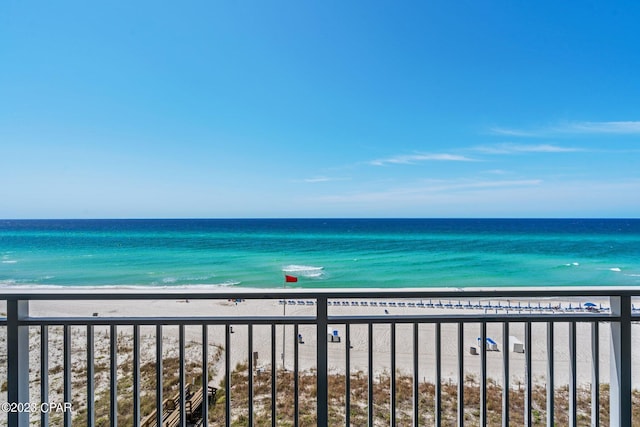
(0, 287, 637, 426)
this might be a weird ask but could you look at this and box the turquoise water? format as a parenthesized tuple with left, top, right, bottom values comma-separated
(1, 219, 639, 288)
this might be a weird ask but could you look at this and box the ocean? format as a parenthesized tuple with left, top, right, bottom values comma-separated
(1, 218, 639, 289)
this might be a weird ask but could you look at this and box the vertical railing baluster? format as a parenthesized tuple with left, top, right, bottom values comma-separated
(480, 322, 487, 426)
(524, 322, 532, 427)
(317, 296, 329, 427)
(591, 321, 600, 427)
(7, 300, 29, 426)
(294, 323, 299, 427)
(133, 325, 140, 427)
(41, 325, 50, 427)
(457, 321, 464, 427)
(202, 324, 209, 427)
(390, 322, 396, 426)
(502, 322, 509, 427)
(110, 324, 118, 427)
(271, 324, 276, 427)
(569, 321, 577, 427)
(225, 324, 231, 427)
(412, 323, 418, 427)
(179, 324, 186, 427)
(87, 325, 95, 427)
(368, 323, 374, 426)
(156, 325, 163, 427)
(610, 295, 632, 426)
(435, 323, 441, 427)
(248, 323, 254, 426)
(346, 323, 351, 427)
(546, 322, 554, 427)
(64, 325, 72, 427)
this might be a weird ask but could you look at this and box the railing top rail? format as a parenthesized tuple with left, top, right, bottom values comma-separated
(1, 286, 639, 300)
(2, 312, 618, 326)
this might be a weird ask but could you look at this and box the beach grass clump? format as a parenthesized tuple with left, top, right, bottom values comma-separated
(7, 324, 640, 427)
(210, 366, 624, 427)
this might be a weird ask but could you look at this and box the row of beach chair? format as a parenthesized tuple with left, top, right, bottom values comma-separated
(279, 299, 611, 313)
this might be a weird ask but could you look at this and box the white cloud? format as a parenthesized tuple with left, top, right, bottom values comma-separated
(490, 121, 640, 137)
(316, 178, 542, 203)
(475, 143, 582, 154)
(483, 169, 511, 175)
(488, 127, 538, 137)
(370, 153, 476, 166)
(559, 121, 640, 134)
(307, 178, 640, 217)
(301, 176, 349, 183)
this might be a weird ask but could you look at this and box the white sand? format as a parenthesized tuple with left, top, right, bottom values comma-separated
(10, 296, 639, 389)
(1, 294, 638, 424)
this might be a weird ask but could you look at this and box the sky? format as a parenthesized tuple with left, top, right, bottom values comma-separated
(1, 1, 639, 218)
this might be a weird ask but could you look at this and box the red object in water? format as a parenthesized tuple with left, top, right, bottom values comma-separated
(285, 275, 298, 282)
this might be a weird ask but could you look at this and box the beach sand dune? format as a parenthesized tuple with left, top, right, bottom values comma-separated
(6, 298, 637, 388)
(1, 295, 638, 425)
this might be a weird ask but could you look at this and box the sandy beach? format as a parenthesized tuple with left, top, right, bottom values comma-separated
(1, 293, 638, 427)
(2, 295, 637, 408)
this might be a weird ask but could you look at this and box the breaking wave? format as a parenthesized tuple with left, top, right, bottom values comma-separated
(282, 264, 325, 278)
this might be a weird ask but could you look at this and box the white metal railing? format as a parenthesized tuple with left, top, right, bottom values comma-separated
(0, 287, 637, 426)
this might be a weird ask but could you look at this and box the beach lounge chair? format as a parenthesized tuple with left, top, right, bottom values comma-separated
(509, 336, 524, 353)
(477, 337, 498, 351)
(486, 337, 498, 351)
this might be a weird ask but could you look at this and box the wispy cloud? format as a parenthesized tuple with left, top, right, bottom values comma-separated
(483, 169, 511, 175)
(490, 120, 640, 137)
(369, 153, 476, 166)
(309, 178, 640, 216)
(488, 127, 539, 137)
(436, 179, 543, 191)
(301, 176, 349, 183)
(558, 121, 640, 134)
(475, 143, 583, 154)
(317, 178, 542, 203)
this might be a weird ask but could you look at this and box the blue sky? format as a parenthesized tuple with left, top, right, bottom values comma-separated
(1, 1, 639, 218)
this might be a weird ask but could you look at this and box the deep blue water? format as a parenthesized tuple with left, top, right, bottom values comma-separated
(1, 219, 639, 288)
